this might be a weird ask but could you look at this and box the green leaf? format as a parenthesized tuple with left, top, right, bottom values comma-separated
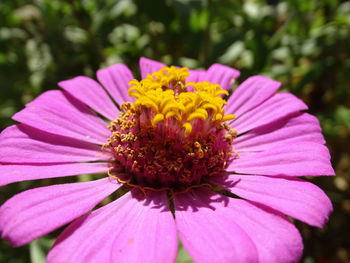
(177, 243, 193, 263)
(30, 237, 54, 263)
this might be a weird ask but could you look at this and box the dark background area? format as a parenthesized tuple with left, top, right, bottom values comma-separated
(0, 0, 349, 262)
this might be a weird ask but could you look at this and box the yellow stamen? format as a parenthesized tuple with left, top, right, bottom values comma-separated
(183, 122, 192, 136)
(152, 113, 165, 125)
(222, 114, 236, 122)
(128, 66, 234, 136)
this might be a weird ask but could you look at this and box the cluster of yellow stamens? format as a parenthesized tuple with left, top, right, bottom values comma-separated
(128, 66, 235, 135)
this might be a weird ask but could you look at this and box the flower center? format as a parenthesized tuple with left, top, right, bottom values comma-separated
(104, 66, 237, 191)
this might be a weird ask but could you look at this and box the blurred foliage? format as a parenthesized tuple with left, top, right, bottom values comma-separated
(0, 0, 350, 262)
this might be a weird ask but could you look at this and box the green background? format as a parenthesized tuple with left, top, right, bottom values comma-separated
(0, 0, 349, 262)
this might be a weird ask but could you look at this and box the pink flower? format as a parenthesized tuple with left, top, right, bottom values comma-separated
(0, 57, 334, 263)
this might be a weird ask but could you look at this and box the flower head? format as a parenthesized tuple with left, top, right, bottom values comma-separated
(0, 57, 335, 263)
(105, 66, 236, 190)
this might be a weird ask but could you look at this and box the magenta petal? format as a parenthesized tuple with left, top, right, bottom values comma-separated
(0, 162, 109, 186)
(12, 90, 110, 145)
(213, 175, 333, 227)
(0, 125, 109, 163)
(0, 178, 119, 246)
(59, 76, 119, 120)
(187, 69, 206, 83)
(201, 64, 240, 90)
(174, 189, 258, 263)
(234, 113, 325, 151)
(47, 190, 177, 263)
(139, 57, 166, 79)
(230, 142, 334, 176)
(232, 92, 308, 134)
(226, 199, 303, 262)
(97, 64, 134, 106)
(226, 76, 281, 116)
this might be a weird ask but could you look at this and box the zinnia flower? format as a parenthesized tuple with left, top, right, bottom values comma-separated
(0, 57, 334, 263)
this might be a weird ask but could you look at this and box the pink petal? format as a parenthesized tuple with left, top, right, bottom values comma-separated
(231, 92, 308, 134)
(187, 69, 206, 83)
(48, 190, 177, 263)
(0, 162, 109, 186)
(139, 57, 166, 79)
(0, 178, 119, 246)
(225, 198, 303, 263)
(12, 90, 110, 145)
(0, 125, 109, 164)
(174, 188, 258, 263)
(201, 64, 240, 90)
(234, 113, 325, 151)
(212, 175, 333, 227)
(59, 76, 119, 120)
(97, 64, 134, 106)
(226, 76, 281, 116)
(230, 142, 334, 176)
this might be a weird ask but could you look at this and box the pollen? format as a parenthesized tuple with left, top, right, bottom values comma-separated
(104, 66, 238, 191)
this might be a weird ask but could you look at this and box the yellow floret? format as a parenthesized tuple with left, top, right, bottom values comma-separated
(183, 122, 193, 136)
(152, 113, 165, 125)
(127, 66, 235, 136)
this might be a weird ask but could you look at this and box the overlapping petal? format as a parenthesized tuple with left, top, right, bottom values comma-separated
(234, 113, 325, 151)
(0, 178, 119, 246)
(0, 125, 109, 164)
(59, 76, 119, 121)
(231, 92, 308, 134)
(48, 190, 177, 263)
(97, 64, 134, 106)
(200, 64, 240, 91)
(225, 198, 303, 263)
(0, 162, 109, 186)
(225, 76, 281, 117)
(12, 90, 110, 145)
(212, 175, 333, 227)
(174, 189, 258, 263)
(175, 187, 304, 262)
(229, 142, 334, 176)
